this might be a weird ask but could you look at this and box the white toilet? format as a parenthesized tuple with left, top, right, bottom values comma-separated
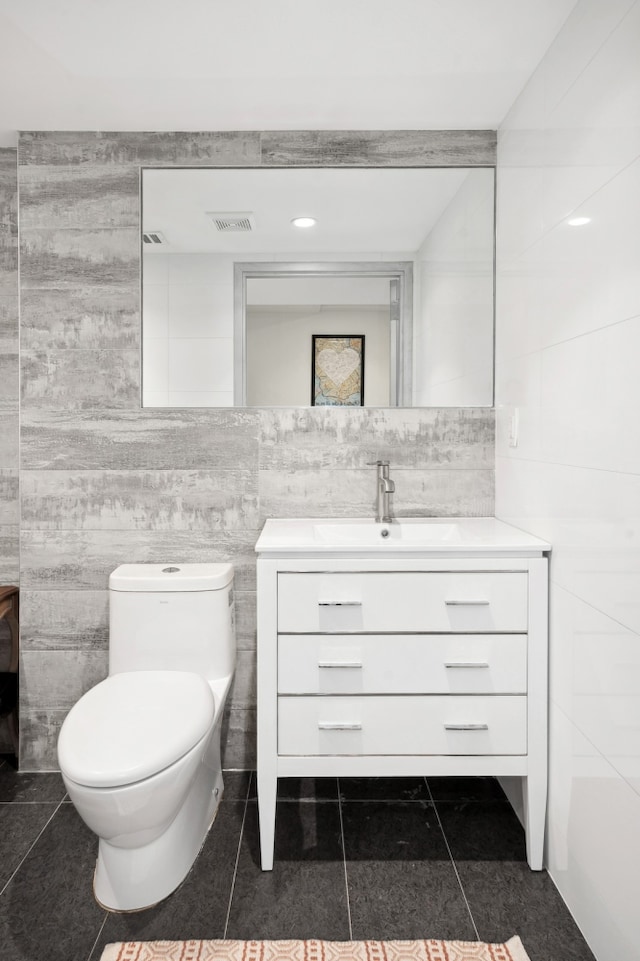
(57, 562, 236, 912)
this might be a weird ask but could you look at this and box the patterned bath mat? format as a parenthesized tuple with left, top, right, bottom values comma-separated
(100, 937, 532, 961)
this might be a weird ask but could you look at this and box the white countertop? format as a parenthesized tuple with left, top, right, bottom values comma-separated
(255, 517, 551, 555)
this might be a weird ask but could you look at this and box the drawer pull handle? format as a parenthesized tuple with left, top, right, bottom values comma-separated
(444, 662, 490, 669)
(318, 601, 363, 607)
(445, 599, 490, 606)
(318, 722, 362, 731)
(444, 723, 489, 731)
(318, 661, 363, 669)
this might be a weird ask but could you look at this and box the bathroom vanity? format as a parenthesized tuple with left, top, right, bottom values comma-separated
(255, 517, 550, 871)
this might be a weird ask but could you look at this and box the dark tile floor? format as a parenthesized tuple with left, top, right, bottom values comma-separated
(0, 757, 596, 961)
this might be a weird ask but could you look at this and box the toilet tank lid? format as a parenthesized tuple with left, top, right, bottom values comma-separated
(109, 563, 233, 592)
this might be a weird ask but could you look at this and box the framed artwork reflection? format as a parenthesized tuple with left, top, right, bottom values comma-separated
(311, 335, 365, 406)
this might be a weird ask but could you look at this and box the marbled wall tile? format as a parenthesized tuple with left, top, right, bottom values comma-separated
(235, 591, 257, 651)
(21, 469, 259, 531)
(221, 707, 256, 770)
(259, 407, 495, 470)
(0, 463, 17, 581)
(19, 166, 139, 229)
(0, 149, 18, 294)
(21, 529, 258, 592)
(19, 131, 181, 167)
(0, 234, 17, 293)
(0, 528, 19, 583)
(20, 649, 108, 712)
(16, 130, 496, 171)
(0, 471, 19, 582)
(21, 286, 140, 350)
(0, 469, 19, 525)
(0, 151, 18, 554)
(21, 409, 260, 470)
(172, 132, 262, 165)
(0, 148, 18, 221)
(0, 352, 19, 411)
(20, 227, 138, 288)
(0, 412, 18, 468)
(260, 130, 497, 167)
(228, 651, 257, 710)
(18, 709, 67, 770)
(390, 468, 494, 516)
(21, 349, 140, 410)
(0, 295, 18, 351)
(258, 467, 494, 520)
(259, 467, 377, 520)
(20, 590, 109, 652)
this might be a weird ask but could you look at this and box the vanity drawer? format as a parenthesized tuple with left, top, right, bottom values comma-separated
(278, 634, 527, 694)
(278, 695, 527, 756)
(277, 572, 528, 633)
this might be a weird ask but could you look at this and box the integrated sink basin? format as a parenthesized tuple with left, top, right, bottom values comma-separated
(255, 517, 551, 555)
(313, 518, 462, 545)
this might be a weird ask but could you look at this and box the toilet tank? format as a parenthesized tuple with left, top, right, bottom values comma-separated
(108, 564, 235, 679)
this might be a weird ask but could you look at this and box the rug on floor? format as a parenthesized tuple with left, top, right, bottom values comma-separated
(99, 937, 532, 961)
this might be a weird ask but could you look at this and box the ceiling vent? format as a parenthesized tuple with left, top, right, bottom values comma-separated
(208, 212, 255, 232)
(143, 230, 166, 245)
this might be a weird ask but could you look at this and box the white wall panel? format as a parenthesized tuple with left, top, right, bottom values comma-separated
(496, 3, 640, 958)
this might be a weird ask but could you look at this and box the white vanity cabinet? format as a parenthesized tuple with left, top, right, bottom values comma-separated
(255, 519, 550, 872)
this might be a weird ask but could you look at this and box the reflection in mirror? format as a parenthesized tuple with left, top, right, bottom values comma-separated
(142, 167, 494, 408)
(240, 265, 410, 407)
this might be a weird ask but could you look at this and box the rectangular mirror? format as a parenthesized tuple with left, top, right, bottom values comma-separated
(142, 166, 495, 408)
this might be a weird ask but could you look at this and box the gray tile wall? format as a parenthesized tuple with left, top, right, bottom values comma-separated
(0, 148, 18, 752)
(17, 131, 496, 770)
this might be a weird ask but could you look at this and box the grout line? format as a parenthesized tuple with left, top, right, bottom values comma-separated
(337, 778, 353, 941)
(424, 778, 481, 942)
(222, 773, 253, 938)
(0, 796, 66, 899)
(495, 450, 640, 478)
(85, 911, 111, 961)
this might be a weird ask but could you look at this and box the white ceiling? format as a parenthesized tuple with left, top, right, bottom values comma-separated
(0, 0, 576, 145)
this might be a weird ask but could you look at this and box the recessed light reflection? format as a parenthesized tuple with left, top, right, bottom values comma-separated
(567, 216, 591, 227)
(291, 217, 317, 228)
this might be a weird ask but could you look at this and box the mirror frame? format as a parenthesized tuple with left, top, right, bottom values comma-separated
(233, 261, 413, 407)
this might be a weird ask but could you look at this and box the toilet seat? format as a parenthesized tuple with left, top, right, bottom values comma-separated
(58, 671, 215, 790)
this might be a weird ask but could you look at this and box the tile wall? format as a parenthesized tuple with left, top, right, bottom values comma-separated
(495, 2, 640, 959)
(15, 130, 496, 771)
(0, 148, 19, 751)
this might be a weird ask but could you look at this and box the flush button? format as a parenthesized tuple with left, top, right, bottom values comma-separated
(162, 566, 181, 573)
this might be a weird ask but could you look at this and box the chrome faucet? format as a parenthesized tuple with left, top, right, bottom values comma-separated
(367, 460, 395, 523)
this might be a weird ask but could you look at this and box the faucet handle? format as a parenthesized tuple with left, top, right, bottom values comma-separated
(366, 460, 390, 467)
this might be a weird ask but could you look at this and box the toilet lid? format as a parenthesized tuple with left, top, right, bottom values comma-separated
(58, 671, 215, 789)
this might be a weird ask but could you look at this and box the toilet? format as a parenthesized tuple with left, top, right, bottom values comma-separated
(57, 563, 236, 912)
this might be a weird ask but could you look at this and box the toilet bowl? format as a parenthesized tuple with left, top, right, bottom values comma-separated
(57, 563, 235, 912)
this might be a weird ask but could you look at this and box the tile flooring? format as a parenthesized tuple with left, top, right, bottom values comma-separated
(0, 758, 596, 961)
